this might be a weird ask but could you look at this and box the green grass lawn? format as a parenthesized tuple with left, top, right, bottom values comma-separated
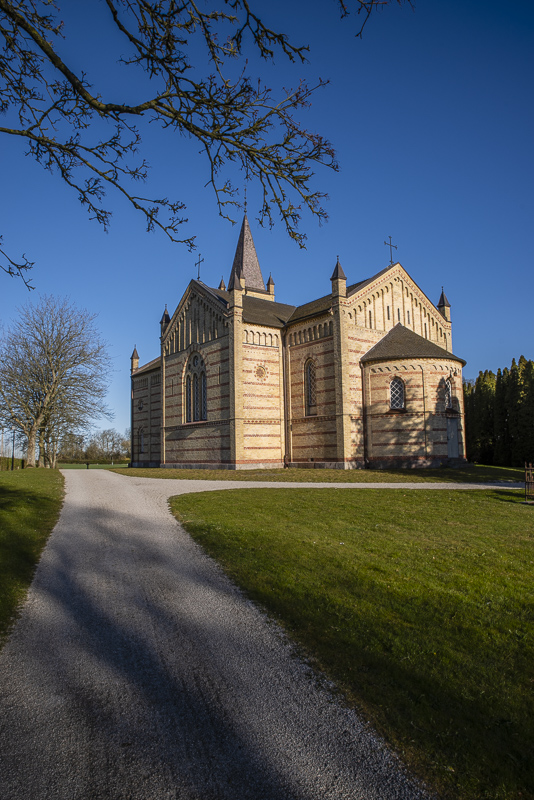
(171, 487, 533, 800)
(115, 463, 524, 484)
(0, 469, 64, 643)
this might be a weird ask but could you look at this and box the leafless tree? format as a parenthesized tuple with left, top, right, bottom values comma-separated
(0, 0, 409, 287)
(85, 428, 130, 463)
(0, 295, 112, 467)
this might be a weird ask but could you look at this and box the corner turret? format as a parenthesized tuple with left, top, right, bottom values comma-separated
(160, 305, 171, 335)
(330, 257, 347, 298)
(437, 288, 451, 322)
(131, 346, 139, 374)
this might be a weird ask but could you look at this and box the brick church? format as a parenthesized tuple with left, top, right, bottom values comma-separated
(130, 216, 466, 469)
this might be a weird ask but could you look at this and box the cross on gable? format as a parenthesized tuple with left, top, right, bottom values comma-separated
(384, 236, 397, 265)
(195, 253, 204, 280)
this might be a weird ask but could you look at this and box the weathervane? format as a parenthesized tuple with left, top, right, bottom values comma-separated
(195, 253, 204, 281)
(384, 236, 397, 265)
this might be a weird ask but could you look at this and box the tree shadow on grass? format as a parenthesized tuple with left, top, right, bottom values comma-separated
(0, 496, 431, 800)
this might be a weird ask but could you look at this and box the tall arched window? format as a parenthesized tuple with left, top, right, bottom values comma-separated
(186, 375, 192, 422)
(390, 377, 405, 410)
(445, 378, 453, 409)
(305, 359, 317, 416)
(185, 354, 207, 422)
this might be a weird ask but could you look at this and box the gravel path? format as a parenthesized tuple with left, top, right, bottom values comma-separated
(0, 470, 494, 800)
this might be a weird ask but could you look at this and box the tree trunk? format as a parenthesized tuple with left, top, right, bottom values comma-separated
(38, 428, 46, 468)
(26, 428, 37, 467)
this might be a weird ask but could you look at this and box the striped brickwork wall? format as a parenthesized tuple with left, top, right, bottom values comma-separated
(350, 267, 453, 352)
(163, 335, 231, 467)
(240, 328, 285, 466)
(131, 366, 162, 467)
(286, 323, 337, 463)
(363, 358, 465, 467)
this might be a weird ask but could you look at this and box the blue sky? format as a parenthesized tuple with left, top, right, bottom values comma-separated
(1, 0, 533, 435)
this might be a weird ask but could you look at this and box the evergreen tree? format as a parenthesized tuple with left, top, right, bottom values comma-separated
(493, 367, 510, 466)
(522, 360, 534, 465)
(473, 370, 496, 463)
(506, 359, 523, 467)
(463, 380, 476, 461)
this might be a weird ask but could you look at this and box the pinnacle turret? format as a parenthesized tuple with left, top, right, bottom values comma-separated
(437, 287, 451, 322)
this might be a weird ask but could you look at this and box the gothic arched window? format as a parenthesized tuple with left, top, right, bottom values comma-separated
(305, 359, 317, 416)
(445, 378, 453, 409)
(390, 377, 405, 410)
(185, 354, 207, 422)
(186, 375, 192, 422)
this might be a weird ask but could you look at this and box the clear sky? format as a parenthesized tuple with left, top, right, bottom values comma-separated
(1, 0, 533, 436)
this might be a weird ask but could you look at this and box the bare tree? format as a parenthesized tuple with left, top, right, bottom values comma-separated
(84, 428, 130, 463)
(0, 295, 112, 467)
(0, 0, 409, 287)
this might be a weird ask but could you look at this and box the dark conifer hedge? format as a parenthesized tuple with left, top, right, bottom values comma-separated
(464, 356, 534, 466)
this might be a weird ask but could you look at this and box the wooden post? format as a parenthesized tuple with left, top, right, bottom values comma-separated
(525, 462, 534, 504)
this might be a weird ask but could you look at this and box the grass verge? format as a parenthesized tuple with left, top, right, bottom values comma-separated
(0, 469, 64, 644)
(171, 487, 533, 800)
(114, 463, 524, 484)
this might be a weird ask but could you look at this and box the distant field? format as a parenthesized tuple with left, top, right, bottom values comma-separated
(0, 469, 64, 643)
(59, 462, 129, 470)
(114, 463, 524, 484)
(172, 487, 533, 800)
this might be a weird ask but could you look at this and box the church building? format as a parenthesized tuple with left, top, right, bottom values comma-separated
(130, 217, 466, 469)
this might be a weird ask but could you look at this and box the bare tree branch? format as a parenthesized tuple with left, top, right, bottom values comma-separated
(0, 0, 409, 284)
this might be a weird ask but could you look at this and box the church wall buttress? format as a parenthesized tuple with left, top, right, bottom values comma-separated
(241, 330, 284, 467)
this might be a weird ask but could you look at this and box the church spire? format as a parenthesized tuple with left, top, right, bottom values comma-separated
(228, 215, 266, 292)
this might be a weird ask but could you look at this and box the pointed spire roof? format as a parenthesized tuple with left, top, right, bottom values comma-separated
(227, 268, 242, 292)
(218, 276, 226, 291)
(228, 215, 265, 291)
(267, 273, 275, 287)
(131, 346, 139, 359)
(437, 288, 451, 308)
(330, 257, 346, 281)
(160, 305, 171, 326)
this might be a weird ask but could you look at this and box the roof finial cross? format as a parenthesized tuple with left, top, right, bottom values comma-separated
(195, 253, 204, 281)
(384, 236, 397, 265)
(244, 185, 247, 214)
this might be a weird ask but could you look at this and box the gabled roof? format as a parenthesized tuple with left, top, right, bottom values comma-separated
(360, 323, 465, 365)
(347, 264, 393, 298)
(133, 356, 160, 375)
(210, 285, 295, 328)
(286, 279, 364, 325)
(228, 215, 266, 291)
(242, 296, 295, 328)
